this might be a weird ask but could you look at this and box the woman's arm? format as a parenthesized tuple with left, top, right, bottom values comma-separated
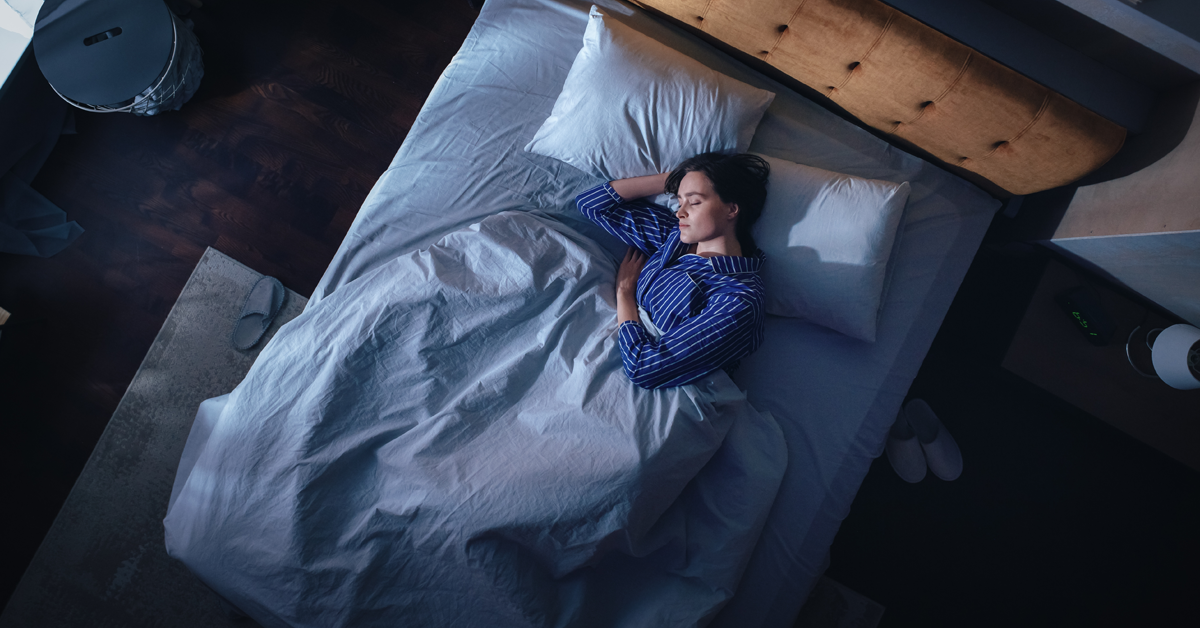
(609, 173, 669, 202)
(616, 247, 647, 325)
(618, 295, 763, 389)
(575, 177, 677, 255)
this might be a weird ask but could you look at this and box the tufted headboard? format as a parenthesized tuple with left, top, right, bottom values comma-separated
(630, 0, 1127, 196)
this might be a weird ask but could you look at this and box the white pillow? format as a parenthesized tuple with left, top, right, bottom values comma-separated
(525, 6, 775, 180)
(753, 155, 911, 343)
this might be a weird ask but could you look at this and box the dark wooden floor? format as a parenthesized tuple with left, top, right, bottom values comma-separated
(3, 0, 1199, 625)
(0, 0, 479, 605)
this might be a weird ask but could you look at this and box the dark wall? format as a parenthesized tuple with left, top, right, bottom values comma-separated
(1137, 0, 1200, 43)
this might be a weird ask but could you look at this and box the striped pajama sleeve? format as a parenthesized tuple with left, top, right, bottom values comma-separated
(575, 182, 676, 255)
(618, 294, 760, 389)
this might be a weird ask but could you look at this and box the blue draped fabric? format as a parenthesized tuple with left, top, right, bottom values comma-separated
(0, 170, 82, 256)
(0, 44, 81, 257)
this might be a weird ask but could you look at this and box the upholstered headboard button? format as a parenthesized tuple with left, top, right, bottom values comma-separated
(637, 0, 1126, 195)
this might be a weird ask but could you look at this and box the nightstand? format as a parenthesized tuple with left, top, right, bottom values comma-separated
(1002, 258, 1200, 472)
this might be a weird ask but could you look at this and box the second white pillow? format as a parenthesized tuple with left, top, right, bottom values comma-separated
(753, 155, 911, 343)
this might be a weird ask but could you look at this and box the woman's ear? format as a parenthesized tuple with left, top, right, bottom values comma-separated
(727, 203, 740, 221)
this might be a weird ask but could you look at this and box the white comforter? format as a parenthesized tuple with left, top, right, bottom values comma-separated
(164, 211, 786, 627)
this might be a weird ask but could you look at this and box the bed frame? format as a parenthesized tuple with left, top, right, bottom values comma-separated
(631, 0, 1126, 196)
(159, 2, 1124, 626)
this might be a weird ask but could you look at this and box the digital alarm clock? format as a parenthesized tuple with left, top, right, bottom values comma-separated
(1055, 286, 1116, 347)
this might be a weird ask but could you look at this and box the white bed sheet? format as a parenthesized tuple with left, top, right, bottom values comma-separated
(166, 212, 788, 627)
(308, 0, 999, 624)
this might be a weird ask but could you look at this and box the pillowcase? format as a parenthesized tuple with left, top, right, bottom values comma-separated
(525, 6, 775, 180)
(752, 154, 911, 343)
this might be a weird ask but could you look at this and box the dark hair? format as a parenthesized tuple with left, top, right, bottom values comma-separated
(665, 153, 770, 254)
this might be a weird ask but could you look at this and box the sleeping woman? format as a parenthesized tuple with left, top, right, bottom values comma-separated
(576, 152, 771, 389)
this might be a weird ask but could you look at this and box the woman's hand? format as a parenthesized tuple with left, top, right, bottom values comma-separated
(617, 247, 647, 295)
(616, 247, 647, 324)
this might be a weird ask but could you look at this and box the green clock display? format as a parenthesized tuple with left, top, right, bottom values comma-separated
(1056, 286, 1115, 346)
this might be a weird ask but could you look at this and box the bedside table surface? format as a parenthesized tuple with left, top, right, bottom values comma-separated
(1003, 259, 1200, 472)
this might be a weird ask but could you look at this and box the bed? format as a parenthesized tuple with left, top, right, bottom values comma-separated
(162, 0, 1125, 626)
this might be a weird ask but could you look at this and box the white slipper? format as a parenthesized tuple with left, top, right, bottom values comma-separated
(232, 275, 286, 351)
(885, 408, 926, 483)
(905, 398, 963, 481)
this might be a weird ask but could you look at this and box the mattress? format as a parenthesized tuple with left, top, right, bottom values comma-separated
(300, 0, 998, 623)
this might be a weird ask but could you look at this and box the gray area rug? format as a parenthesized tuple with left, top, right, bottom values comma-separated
(0, 248, 305, 628)
(0, 247, 882, 628)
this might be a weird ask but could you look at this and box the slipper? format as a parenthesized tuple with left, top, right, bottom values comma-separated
(885, 407, 927, 483)
(232, 275, 286, 351)
(905, 398, 963, 481)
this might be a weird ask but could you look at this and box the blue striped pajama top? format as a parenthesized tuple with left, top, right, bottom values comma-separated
(576, 182, 766, 389)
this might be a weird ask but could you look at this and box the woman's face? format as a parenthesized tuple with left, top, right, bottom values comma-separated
(675, 171, 738, 245)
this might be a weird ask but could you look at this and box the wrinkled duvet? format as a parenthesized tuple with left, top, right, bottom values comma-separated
(164, 212, 786, 627)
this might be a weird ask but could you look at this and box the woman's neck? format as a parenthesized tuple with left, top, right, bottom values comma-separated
(689, 236, 742, 258)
